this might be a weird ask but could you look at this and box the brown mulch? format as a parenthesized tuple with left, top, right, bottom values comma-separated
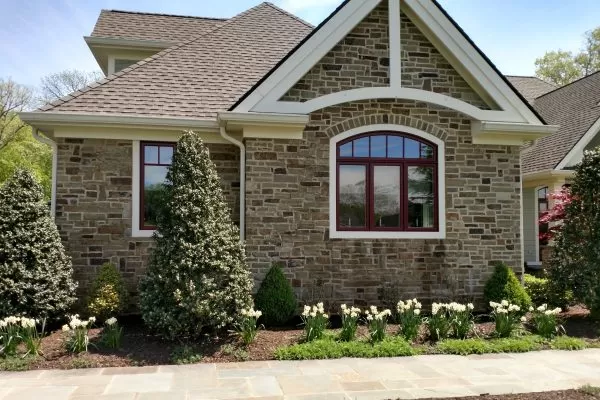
(411, 389, 599, 400)
(3, 306, 599, 371)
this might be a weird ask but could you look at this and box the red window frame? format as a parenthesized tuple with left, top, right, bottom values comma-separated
(336, 131, 438, 232)
(140, 141, 176, 230)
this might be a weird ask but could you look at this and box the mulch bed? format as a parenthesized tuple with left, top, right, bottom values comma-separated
(412, 390, 599, 400)
(3, 306, 599, 371)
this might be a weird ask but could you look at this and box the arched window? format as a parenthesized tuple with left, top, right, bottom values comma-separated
(335, 131, 438, 233)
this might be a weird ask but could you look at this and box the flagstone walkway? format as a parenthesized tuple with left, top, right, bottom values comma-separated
(1, 349, 600, 400)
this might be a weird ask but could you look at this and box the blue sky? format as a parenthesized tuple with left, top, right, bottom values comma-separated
(1, 0, 599, 88)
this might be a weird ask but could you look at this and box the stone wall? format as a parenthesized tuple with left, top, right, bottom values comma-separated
(245, 101, 522, 308)
(55, 138, 240, 303)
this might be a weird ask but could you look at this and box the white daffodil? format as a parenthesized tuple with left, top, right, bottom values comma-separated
(105, 317, 118, 326)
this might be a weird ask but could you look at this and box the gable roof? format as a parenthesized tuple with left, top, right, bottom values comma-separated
(91, 10, 227, 43)
(39, 3, 313, 119)
(505, 76, 556, 105)
(522, 71, 600, 174)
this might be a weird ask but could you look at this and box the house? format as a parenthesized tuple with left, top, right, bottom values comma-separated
(21, 0, 558, 306)
(513, 72, 600, 268)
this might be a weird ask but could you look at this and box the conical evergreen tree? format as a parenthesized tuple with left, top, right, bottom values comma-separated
(139, 131, 253, 338)
(0, 169, 76, 319)
(549, 148, 600, 317)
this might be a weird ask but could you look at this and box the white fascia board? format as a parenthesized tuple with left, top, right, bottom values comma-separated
(84, 36, 172, 51)
(20, 112, 219, 132)
(402, 0, 541, 124)
(472, 121, 558, 145)
(555, 116, 600, 170)
(234, 0, 382, 112)
(522, 169, 574, 182)
(217, 111, 309, 129)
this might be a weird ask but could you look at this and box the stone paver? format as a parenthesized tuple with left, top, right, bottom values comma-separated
(0, 349, 599, 400)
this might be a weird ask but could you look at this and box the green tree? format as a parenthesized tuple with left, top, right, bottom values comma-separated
(139, 131, 253, 339)
(548, 148, 600, 317)
(0, 169, 76, 319)
(0, 78, 33, 150)
(535, 27, 600, 85)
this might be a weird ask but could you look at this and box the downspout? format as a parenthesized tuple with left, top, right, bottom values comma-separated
(219, 127, 245, 241)
(32, 128, 57, 218)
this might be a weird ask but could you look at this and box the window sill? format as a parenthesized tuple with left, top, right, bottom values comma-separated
(329, 230, 445, 239)
(131, 228, 155, 238)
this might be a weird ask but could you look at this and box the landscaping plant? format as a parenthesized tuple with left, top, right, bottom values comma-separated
(235, 307, 262, 346)
(524, 274, 572, 308)
(139, 131, 253, 339)
(62, 315, 96, 353)
(548, 148, 600, 318)
(339, 304, 361, 342)
(365, 306, 392, 343)
(531, 304, 562, 338)
(484, 263, 531, 312)
(0, 316, 21, 356)
(301, 303, 329, 342)
(396, 299, 422, 342)
(426, 303, 451, 341)
(447, 302, 474, 339)
(0, 169, 76, 319)
(87, 263, 129, 320)
(489, 300, 523, 338)
(102, 317, 123, 349)
(20, 317, 43, 356)
(254, 263, 296, 326)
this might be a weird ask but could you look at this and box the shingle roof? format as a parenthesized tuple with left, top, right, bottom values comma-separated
(41, 3, 313, 119)
(505, 76, 556, 105)
(91, 10, 226, 43)
(522, 71, 600, 174)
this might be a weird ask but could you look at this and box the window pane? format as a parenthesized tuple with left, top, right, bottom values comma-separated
(374, 166, 401, 227)
(420, 144, 434, 159)
(407, 166, 434, 228)
(339, 165, 366, 228)
(144, 145, 159, 164)
(405, 138, 420, 158)
(387, 136, 403, 158)
(339, 142, 352, 157)
(160, 146, 173, 165)
(144, 165, 169, 226)
(353, 137, 369, 157)
(370, 135, 387, 157)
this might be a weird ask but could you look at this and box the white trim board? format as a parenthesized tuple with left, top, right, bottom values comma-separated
(131, 140, 154, 238)
(233, 0, 543, 128)
(328, 123, 446, 239)
(555, 116, 600, 170)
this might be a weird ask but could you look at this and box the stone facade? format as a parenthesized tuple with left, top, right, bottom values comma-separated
(55, 138, 240, 302)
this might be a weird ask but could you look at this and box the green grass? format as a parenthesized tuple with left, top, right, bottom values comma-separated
(550, 336, 587, 350)
(274, 336, 418, 360)
(436, 336, 544, 355)
(0, 355, 37, 371)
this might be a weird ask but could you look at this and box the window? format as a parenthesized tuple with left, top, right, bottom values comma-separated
(537, 186, 549, 260)
(114, 59, 137, 73)
(140, 142, 174, 230)
(336, 132, 437, 232)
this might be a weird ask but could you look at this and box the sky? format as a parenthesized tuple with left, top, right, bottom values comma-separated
(1, 0, 599, 89)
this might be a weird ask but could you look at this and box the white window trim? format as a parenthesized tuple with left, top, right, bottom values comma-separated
(329, 124, 446, 239)
(132, 140, 154, 238)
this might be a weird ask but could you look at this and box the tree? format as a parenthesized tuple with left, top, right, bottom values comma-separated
(0, 78, 34, 150)
(548, 148, 600, 317)
(139, 131, 253, 339)
(0, 169, 77, 319)
(39, 69, 103, 104)
(538, 187, 572, 242)
(535, 27, 600, 85)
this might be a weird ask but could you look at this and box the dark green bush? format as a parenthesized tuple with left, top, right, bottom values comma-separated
(523, 274, 572, 308)
(254, 263, 296, 326)
(484, 263, 531, 311)
(87, 263, 128, 320)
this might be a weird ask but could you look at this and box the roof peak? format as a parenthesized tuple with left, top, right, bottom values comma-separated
(100, 9, 228, 21)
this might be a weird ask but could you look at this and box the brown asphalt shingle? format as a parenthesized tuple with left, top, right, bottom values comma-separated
(505, 76, 555, 105)
(522, 71, 600, 174)
(42, 3, 313, 119)
(91, 10, 226, 43)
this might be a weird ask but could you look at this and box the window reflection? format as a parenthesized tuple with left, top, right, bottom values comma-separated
(407, 166, 434, 228)
(142, 143, 174, 229)
(374, 166, 401, 227)
(339, 165, 366, 227)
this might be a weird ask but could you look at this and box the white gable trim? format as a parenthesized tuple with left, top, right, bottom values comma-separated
(329, 123, 446, 239)
(233, 0, 544, 129)
(555, 116, 600, 170)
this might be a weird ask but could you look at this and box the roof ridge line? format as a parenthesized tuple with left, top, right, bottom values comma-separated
(536, 70, 600, 100)
(40, 3, 270, 112)
(100, 9, 228, 21)
(264, 2, 315, 29)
